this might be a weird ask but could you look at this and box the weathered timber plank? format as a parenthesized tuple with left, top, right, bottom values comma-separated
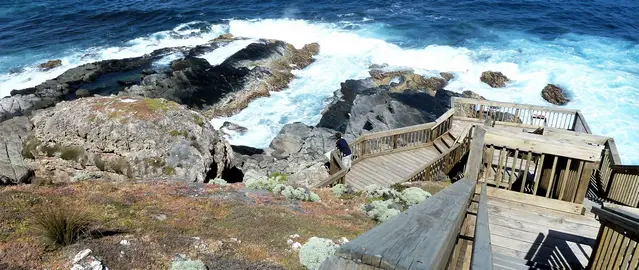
(490, 235, 589, 267)
(487, 206, 599, 239)
(487, 197, 600, 228)
(491, 246, 576, 270)
(472, 183, 494, 269)
(465, 127, 486, 181)
(486, 187, 584, 215)
(332, 178, 475, 270)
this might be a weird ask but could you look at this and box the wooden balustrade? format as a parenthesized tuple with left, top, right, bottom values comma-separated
(589, 204, 639, 269)
(480, 143, 593, 204)
(452, 97, 582, 131)
(597, 138, 639, 207)
(316, 108, 456, 188)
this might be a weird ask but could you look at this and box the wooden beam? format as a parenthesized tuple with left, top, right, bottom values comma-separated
(471, 183, 494, 270)
(464, 127, 486, 181)
(558, 158, 572, 200)
(546, 156, 559, 198)
(452, 97, 580, 114)
(533, 154, 544, 195)
(485, 187, 584, 215)
(574, 162, 595, 204)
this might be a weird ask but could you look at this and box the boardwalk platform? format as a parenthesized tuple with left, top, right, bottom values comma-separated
(486, 188, 599, 269)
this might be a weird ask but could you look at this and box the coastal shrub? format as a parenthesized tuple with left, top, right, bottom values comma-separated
(390, 183, 407, 192)
(273, 184, 320, 202)
(331, 184, 348, 197)
(269, 171, 288, 181)
(245, 174, 286, 191)
(34, 207, 90, 247)
(170, 259, 207, 270)
(21, 135, 41, 159)
(400, 187, 432, 207)
(163, 166, 176, 176)
(360, 199, 402, 223)
(211, 178, 228, 186)
(299, 237, 339, 270)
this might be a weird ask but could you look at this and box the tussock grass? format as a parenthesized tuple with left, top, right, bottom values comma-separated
(34, 207, 91, 248)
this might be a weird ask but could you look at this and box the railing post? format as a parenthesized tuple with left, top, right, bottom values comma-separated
(392, 134, 398, 149)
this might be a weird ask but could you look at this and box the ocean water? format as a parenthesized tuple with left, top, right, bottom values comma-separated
(1, 0, 638, 163)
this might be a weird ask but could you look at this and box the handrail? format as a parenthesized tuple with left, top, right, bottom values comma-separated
(599, 138, 639, 207)
(588, 204, 639, 269)
(314, 108, 456, 188)
(472, 182, 493, 270)
(452, 97, 583, 131)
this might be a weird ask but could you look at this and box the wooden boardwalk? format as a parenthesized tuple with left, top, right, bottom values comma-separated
(344, 133, 457, 190)
(486, 188, 599, 269)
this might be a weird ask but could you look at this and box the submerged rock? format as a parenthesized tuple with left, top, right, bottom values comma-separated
(480, 71, 510, 88)
(440, 72, 454, 82)
(541, 84, 569, 105)
(39, 59, 62, 70)
(26, 96, 233, 182)
(221, 121, 248, 134)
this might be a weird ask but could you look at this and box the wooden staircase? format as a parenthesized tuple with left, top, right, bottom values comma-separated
(433, 132, 457, 154)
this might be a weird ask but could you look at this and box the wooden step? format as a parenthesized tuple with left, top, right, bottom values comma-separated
(441, 134, 454, 148)
(433, 139, 447, 153)
(447, 132, 457, 143)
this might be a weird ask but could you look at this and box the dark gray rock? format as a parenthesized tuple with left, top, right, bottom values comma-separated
(39, 59, 62, 70)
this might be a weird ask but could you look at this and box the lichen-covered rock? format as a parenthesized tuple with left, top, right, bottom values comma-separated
(541, 84, 570, 105)
(26, 96, 233, 182)
(480, 71, 510, 88)
(299, 237, 339, 270)
(0, 116, 34, 184)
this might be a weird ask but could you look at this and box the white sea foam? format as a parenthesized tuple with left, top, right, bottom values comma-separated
(0, 23, 228, 96)
(212, 19, 639, 164)
(0, 18, 637, 163)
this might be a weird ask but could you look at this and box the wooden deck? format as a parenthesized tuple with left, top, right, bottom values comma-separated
(487, 188, 600, 269)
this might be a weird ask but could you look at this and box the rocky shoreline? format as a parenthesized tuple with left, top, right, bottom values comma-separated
(0, 33, 571, 187)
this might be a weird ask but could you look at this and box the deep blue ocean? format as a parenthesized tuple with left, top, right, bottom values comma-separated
(1, 0, 638, 162)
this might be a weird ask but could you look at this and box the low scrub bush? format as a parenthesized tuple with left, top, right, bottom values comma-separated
(245, 174, 286, 191)
(330, 184, 348, 197)
(273, 184, 320, 202)
(210, 178, 228, 186)
(170, 259, 207, 270)
(34, 207, 90, 247)
(360, 199, 402, 223)
(299, 237, 338, 270)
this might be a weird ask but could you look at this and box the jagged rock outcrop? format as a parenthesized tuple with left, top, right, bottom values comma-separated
(122, 40, 320, 117)
(440, 72, 454, 82)
(369, 67, 447, 95)
(542, 84, 569, 105)
(317, 76, 456, 137)
(0, 35, 317, 126)
(24, 96, 233, 182)
(39, 59, 62, 70)
(0, 117, 34, 184)
(221, 121, 248, 135)
(480, 71, 510, 88)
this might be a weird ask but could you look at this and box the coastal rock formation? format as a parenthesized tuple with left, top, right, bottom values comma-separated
(541, 84, 569, 105)
(221, 121, 249, 135)
(369, 68, 448, 95)
(123, 40, 320, 117)
(24, 96, 233, 182)
(318, 75, 456, 137)
(0, 117, 34, 184)
(440, 72, 454, 82)
(39, 59, 62, 70)
(0, 35, 317, 125)
(236, 122, 345, 187)
(480, 71, 510, 88)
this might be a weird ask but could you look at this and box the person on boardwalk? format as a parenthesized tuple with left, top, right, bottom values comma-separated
(335, 132, 352, 170)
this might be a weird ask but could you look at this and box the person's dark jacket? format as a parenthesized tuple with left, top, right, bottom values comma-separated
(336, 138, 352, 156)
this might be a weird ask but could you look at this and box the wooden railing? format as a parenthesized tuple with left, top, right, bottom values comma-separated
(314, 109, 456, 188)
(480, 143, 594, 204)
(597, 138, 639, 207)
(404, 125, 473, 183)
(452, 97, 586, 132)
(588, 204, 639, 269)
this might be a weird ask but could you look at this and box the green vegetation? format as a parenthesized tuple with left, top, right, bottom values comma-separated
(246, 174, 287, 191)
(211, 178, 228, 186)
(299, 237, 339, 270)
(360, 185, 432, 223)
(163, 166, 176, 176)
(40, 144, 61, 157)
(331, 184, 348, 197)
(21, 135, 41, 159)
(169, 129, 188, 138)
(273, 184, 320, 202)
(143, 98, 173, 112)
(390, 183, 407, 192)
(193, 115, 205, 127)
(170, 259, 207, 270)
(34, 207, 90, 248)
(269, 171, 288, 182)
